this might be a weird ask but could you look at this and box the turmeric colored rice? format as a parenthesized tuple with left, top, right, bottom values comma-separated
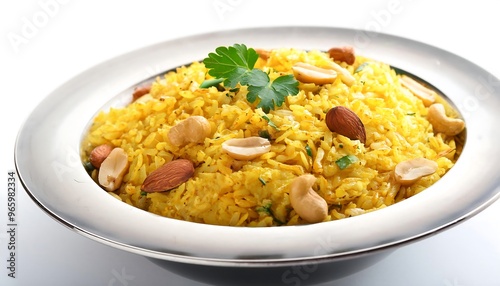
(81, 47, 463, 227)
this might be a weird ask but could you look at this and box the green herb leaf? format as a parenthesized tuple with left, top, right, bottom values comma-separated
(199, 78, 224, 88)
(140, 191, 147, 196)
(354, 62, 370, 73)
(256, 202, 284, 225)
(258, 177, 266, 186)
(406, 112, 416, 116)
(83, 161, 95, 173)
(258, 130, 271, 140)
(202, 44, 299, 113)
(335, 155, 358, 170)
(305, 145, 313, 157)
(261, 115, 280, 131)
(203, 44, 258, 88)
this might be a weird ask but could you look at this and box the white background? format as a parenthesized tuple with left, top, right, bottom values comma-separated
(1, 0, 500, 285)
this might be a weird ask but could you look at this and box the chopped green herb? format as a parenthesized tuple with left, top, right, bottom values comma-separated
(262, 115, 280, 131)
(305, 145, 313, 157)
(406, 112, 416, 116)
(199, 78, 224, 88)
(258, 177, 266, 186)
(354, 62, 370, 73)
(339, 143, 344, 149)
(257, 203, 272, 214)
(335, 154, 358, 170)
(83, 161, 95, 173)
(140, 191, 147, 196)
(258, 130, 271, 140)
(202, 44, 299, 113)
(256, 203, 284, 225)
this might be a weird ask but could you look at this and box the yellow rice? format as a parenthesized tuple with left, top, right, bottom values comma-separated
(81, 47, 463, 227)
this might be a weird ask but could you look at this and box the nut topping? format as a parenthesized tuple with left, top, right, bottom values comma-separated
(292, 62, 337, 85)
(98, 148, 129, 192)
(427, 103, 465, 136)
(141, 159, 195, 193)
(255, 48, 271, 60)
(168, 116, 212, 147)
(328, 46, 356, 65)
(325, 106, 366, 144)
(394, 158, 438, 185)
(132, 85, 152, 102)
(89, 144, 113, 168)
(325, 61, 355, 86)
(289, 174, 328, 223)
(400, 75, 436, 107)
(222, 137, 271, 160)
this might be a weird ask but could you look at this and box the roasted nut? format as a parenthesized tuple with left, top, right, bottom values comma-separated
(328, 46, 356, 65)
(98, 148, 129, 192)
(400, 75, 436, 107)
(168, 116, 211, 147)
(325, 61, 355, 86)
(292, 62, 337, 85)
(289, 174, 328, 223)
(427, 103, 465, 136)
(255, 48, 271, 60)
(222, 137, 271, 160)
(141, 159, 195, 193)
(326, 106, 366, 144)
(132, 85, 152, 101)
(89, 144, 113, 168)
(394, 158, 438, 185)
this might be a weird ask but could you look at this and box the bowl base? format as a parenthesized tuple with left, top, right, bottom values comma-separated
(147, 250, 394, 286)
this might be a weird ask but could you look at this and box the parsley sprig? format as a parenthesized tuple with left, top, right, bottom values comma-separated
(202, 44, 299, 113)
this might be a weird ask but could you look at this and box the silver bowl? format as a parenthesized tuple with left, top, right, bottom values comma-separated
(14, 27, 500, 285)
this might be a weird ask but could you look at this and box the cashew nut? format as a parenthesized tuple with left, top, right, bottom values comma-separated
(289, 174, 328, 223)
(168, 116, 211, 147)
(400, 75, 436, 107)
(98, 148, 129, 192)
(292, 62, 337, 85)
(427, 103, 465, 136)
(222, 136, 271, 160)
(394, 158, 438, 185)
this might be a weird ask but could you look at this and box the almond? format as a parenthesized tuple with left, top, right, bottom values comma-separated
(328, 46, 356, 65)
(89, 144, 114, 168)
(141, 159, 194, 193)
(325, 106, 366, 144)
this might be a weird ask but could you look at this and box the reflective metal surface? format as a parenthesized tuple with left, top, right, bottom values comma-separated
(14, 27, 500, 266)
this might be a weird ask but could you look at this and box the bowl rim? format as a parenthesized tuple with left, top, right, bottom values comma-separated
(14, 26, 500, 266)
